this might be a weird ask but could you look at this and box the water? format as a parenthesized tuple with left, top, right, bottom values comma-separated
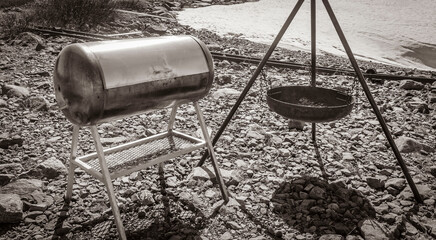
(178, 0, 436, 70)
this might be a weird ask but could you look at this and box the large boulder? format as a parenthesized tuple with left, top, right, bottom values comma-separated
(395, 136, 434, 153)
(189, 166, 215, 181)
(1, 84, 30, 98)
(0, 133, 24, 149)
(216, 74, 232, 85)
(319, 234, 344, 240)
(0, 163, 24, 174)
(0, 179, 44, 196)
(0, 99, 7, 107)
(399, 80, 424, 90)
(358, 219, 390, 240)
(16, 32, 45, 49)
(138, 190, 155, 206)
(0, 194, 23, 223)
(246, 130, 265, 140)
(0, 163, 24, 186)
(146, 23, 168, 34)
(366, 176, 386, 190)
(0, 174, 14, 186)
(345, 235, 364, 240)
(288, 120, 305, 130)
(399, 184, 433, 200)
(37, 158, 68, 179)
(26, 96, 49, 111)
(430, 166, 436, 178)
(212, 88, 241, 99)
(188, 166, 240, 185)
(429, 94, 436, 103)
(309, 186, 326, 199)
(385, 178, 406, 191)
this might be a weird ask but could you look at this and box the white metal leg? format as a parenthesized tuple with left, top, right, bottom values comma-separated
(163, 104, 179, 173)
(194, 102, 229, 202)
(90, 126, 127, 240)
(167, 104, 179, 132)
(66, 125, 79, 202)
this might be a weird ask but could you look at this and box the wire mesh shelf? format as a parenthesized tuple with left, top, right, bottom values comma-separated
(72, 131, 205, 179)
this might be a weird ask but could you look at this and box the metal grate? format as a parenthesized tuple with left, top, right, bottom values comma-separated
(91, 220, 115, 239)
(85, 134, 199, 173)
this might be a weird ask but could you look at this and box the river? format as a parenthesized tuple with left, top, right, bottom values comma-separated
(177, 0, 436, 70)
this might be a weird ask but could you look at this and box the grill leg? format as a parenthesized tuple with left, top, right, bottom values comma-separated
(158, 162, 165, 195)
(167, 104, 179, 150)
(90, 126, 127, 240)
(66, 125, 80, 202)
(194, 102, 229, 203)
(168, 104, 179, 132)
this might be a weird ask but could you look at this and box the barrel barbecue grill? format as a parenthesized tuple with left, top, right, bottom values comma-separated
(55, 36, 229, 239)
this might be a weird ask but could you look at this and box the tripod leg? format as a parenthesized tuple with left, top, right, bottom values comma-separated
(197, 0, 306, 167)
(322, 0, 422, 203)
(311, 0, 317, 143)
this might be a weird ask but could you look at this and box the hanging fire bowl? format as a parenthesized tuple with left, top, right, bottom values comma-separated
(267, 86, 355, 123)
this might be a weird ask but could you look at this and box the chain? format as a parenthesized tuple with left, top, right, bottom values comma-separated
(258, 67, 270, 103)
(263, 67, 273, 89)
(309, 61, 315, 87)
(350, 76, 360, 112)
(349, 76, 357, 95)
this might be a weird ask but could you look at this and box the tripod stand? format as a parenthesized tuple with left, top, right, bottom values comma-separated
(198, 0, 423, 203)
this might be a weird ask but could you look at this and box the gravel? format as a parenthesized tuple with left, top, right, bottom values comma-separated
(0, 1, 435, 239)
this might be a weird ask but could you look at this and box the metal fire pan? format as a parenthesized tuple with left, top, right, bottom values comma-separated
(267, 86, 355, 123)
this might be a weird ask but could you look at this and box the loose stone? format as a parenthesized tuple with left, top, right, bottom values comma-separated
(0, 179, 44, 196)
(2, 84, 30, 98)
(359, 219, 390, 240)
(366, 176, 385, 190)
(0, 193, 23, 223)
(399, 79, 424, 90)
(37, 157, 68, 179)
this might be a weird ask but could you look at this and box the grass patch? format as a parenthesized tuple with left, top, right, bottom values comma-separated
(0, 0, 34, 8)
(115, 0, 144, 10)
(34, 0, 117, 29)
(0, 10, 35, 39)
(0, 0, 119, 39)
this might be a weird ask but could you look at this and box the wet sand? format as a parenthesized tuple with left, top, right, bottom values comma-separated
(178, 0, 436, 71)
(403, 44, 436, 69)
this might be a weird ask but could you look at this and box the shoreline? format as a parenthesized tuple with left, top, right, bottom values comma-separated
(402, 44, 436, 70)
(175, 22, 435, 79)
(177, 0, 436, 72)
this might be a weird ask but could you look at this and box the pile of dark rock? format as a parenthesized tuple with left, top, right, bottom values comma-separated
(272, 177, 377, 239)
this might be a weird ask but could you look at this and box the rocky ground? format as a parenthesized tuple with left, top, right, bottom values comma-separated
(1, 1, 436, 240)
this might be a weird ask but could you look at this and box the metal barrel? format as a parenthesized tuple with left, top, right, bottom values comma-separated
(53, 36, 214, 126)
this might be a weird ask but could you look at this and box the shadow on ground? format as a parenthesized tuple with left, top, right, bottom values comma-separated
(126, 191, 207, 240)
(64, 193, 207, 240)
(53, 168, 208, 240)
(271, 176, 376, 236)
(87, 193, 207, 240)
(0, 223, 20, 239)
